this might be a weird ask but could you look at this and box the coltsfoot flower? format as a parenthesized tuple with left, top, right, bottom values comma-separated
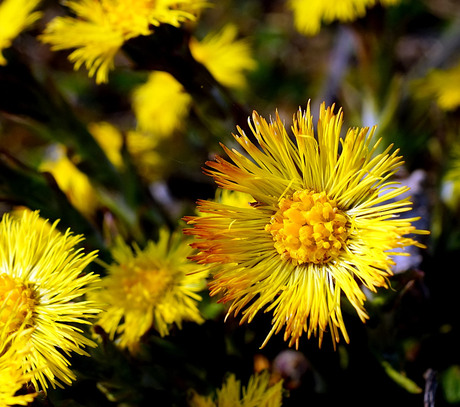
(132, 25, 256, 137)
(288, 0, 400, 35)
(132, 71, 192, 137)
(412, 62, 460, 111)
(90, 229, 208, 353)
(40, 0, 207, 83)
(40, 145, 100, 218)
(184, 101, 428, 348)
(189, 24, 257, 90)
(0, 210, 100, 391)
(188, 370, 283, 407)
(0, 0, 41, 65)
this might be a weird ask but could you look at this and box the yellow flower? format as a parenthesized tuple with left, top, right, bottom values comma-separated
(0, 338, 36, 406)
(184, 101, 428, 349)
(412, 62, 460, 111)
(88, 121, 124, 169)
(126, 129, 165, 182)
(40, 0, 206, 84)
(132, 25, 255, 135)
(188, 371, 283, 407)
(190, 24, 257, 89)
(0, 210, 100, 391)
(87, 121, 166, 182)
(132, 71, 192, 137)
(91, 228, 208, 353)
(213, 189, 254, 210)
(40, 146, 99, 218)
(0, 299, 37, 406)
(288, 0, 400, 36)
(0, 0, 41, 65)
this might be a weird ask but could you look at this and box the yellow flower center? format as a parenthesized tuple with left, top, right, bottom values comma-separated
(101, 0, 156, 36)
(266, 190, 349, 265)
(0, 274, 36, 333)
(121, 266, 173, 306)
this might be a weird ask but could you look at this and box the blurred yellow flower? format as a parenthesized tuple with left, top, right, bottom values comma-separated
(90, 228, 208, 353)
(0, 210, 100, 391)
(89, 121, 165, 182)
(288, 0, 400, 35)
(190, 24, 257, 89)
(185, 101, 428, 349)
(213, 189, 254, 210)
(131, 25, 255, 137)
(40, 146, 99, 218)
(126, 129, 165, 182)
(88, 121, 124, 169)
(188, 371, 283, 407)
(0, 0, 41, 65)
(132, 71, 192, 137)
(40, 0, 206, 83)
(412, 62, 460, 111)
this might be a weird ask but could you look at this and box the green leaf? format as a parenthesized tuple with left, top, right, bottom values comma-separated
(381, 360, 422, 394)
(442, 365, 460, 403)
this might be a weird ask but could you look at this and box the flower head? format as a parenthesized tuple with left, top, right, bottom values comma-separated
(87, 120, 167, 183)
(0, 0, 41, 65)
(188, 371, 283, 407)
(190, 24, 257, 89)
(88, 121, 124, 169)
(185, 101, 428, 348)
(0, 210, 100, 391)
(132, 71, 192, 137)
(126, 129, 167, 182)
(288, 0, 400, 36)
(412, 62, 460, 111)
(90, 228, 208, 353)
(40, 0, 206, 83)
(40, 146, 99, 218)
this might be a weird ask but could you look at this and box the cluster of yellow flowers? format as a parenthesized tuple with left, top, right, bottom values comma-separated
(0, 209, 209, 402)
(0, 0, 437, 405)
(0, 103, 429, 403)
